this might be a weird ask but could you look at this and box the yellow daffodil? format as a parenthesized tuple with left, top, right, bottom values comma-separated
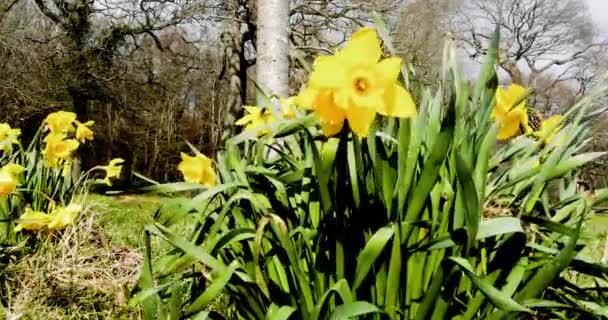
(280, 97, 298, 119)
(43, 133, 79, 167)
(0, 171, 18, 196)
(101, 158, 124, 186)
(532, 115, 564, 144)
(235, 106, 275, 136)
(492, 84, 531, 140)
(177, 152, 216, 187)
(0, 163, 24, 197)
(298, 27, 417, 137)
(47, 203, 81, 230)
(15, 208, 51, 232)
(75, 120, 95, 143)
(2, 163, 25, 176)
(44, 111, 77, 133)
(0, 123, 21, 153)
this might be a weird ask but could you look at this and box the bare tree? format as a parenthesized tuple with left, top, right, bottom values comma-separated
(31, 0, 198, 117)
(390, 0, 458, 86)
(452, 0, 604, 91)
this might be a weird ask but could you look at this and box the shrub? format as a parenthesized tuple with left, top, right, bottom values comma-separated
(135, 28, 608, 319)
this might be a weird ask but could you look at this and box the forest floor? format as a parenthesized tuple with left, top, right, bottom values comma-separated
(1, 195, 608, 319)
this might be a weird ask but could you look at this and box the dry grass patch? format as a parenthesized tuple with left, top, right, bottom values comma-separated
(1, 208, 142, 320)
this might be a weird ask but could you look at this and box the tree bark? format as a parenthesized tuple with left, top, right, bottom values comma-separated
(256, 0, 290, 105)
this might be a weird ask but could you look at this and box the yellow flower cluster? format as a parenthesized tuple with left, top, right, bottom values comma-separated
(15, 203, 81, 232)
(100, 158, 124, 186)
(296, 28, 417, 137)
(492, 84, 564, 144)
(533, 114, 564, 144)
(0, 123, 21, 154)
(235, 98, 298, 137)
(0, 163, 25, 197)
(42, 111, 94, 168)
(177, 152, 216, 187)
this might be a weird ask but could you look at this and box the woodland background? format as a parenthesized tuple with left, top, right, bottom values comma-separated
(1, 0, 608, 185)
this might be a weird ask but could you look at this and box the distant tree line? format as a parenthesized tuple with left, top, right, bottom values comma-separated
(1, 0, 606, 186)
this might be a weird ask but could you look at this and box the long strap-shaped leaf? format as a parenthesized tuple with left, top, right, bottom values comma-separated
(449, 257, 533, 314)
(353, 225, 394, 290)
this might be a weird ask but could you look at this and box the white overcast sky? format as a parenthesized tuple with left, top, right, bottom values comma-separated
(588, 0, 608, 36)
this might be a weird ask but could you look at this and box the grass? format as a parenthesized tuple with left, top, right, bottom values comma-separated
(565, 212, 608, 288)
(580, 213, 608, 262)
(89, 194, 160, 248)
(0, 194, 163, 320)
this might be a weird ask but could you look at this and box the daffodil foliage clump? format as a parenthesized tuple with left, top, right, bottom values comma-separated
(0, 111, 124, 243)
(136, 28, 608, 319)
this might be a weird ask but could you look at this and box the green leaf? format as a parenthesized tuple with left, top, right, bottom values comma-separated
(311, 279, 355, 319)
(187, 261, 240, 314)
(515, 210, 585, 302)
(331, 301, 382, 319)
(353, 226, 395, 290)
(266, 304, 296, 320)
(449, 257, 532, 313)
(191, 311, 210, 320)
(501, 257, 527, 297)
(423, 217, 524, 251)
(385, 224, 402, 317)
(404, 128, 452, 237)
(129, 285, 169, 308)
(547, 152, 606, 180)
(136, 231, 158, 320)
(149, 224, 226, 271)
(347, 140, 361, 208)
(455, 151, 480, 251)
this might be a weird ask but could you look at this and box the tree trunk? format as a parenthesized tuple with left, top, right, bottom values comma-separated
(256, 0, 290, 105)
(500, 60, 524, 85)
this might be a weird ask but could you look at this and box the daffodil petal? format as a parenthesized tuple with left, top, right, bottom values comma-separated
(496, 113, 524, 140)
(309, 56, 347, 88)
(379, 84, 417, 118)
(350, 91, 384, 111)
(313, 90, 346, 137)
(375, 57, 403, 86)
(340, 28, 382, 66)
(295, 86, 317, 110)
(346, 105, 376, 137)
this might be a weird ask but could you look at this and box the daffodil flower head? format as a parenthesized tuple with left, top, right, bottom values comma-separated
(0, 123, 21, 153)
(47, 203, 81, 230)
(44, 111, 77, 134)
(0, 163, 24, 197)
(532, 115, 564, 145)
(280, 97, 298, 119)
(43, 132, 80, 167)
(300, 27, 417, 137)
(0, 171, 17, 197)
(177, 152, 216, 187)
(492, 84, 530, 140)
(235, 106, 275, 136)
(101, 158, 124, 186)
(2, 163, 25, 176)
(15, 208, 51, 232)
(75, 120, 95, 143)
